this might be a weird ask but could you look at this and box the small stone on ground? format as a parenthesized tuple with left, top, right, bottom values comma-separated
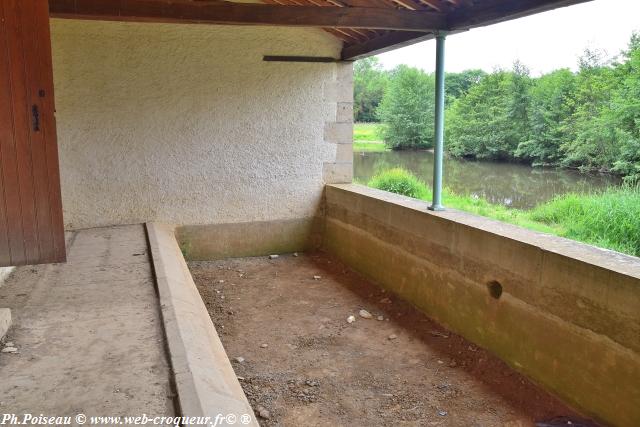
(359, 309, 373, 319)
(257, 406, 270, 419)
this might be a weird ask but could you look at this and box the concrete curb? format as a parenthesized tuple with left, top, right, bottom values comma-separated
(145, 222, 258, 427)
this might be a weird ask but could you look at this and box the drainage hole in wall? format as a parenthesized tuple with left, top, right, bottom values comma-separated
(487, 281, 503, 300)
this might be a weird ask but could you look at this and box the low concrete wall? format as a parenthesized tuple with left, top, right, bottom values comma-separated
(323, 184, 640, 427)
(176, 217, 322, 260)
(146, 223, 258, 426)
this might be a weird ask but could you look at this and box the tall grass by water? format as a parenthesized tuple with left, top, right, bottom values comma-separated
(367, 168, 640, 257)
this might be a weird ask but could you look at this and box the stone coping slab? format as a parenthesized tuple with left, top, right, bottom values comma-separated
(146, 222, 257, 427)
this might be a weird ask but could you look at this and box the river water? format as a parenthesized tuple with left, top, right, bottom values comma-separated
(353, 150, 621, 210)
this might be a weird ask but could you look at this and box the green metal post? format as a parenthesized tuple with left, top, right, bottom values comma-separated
(429, 32, 446, 211)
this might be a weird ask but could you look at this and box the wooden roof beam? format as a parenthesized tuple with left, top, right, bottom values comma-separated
(49, 0, 447, 32)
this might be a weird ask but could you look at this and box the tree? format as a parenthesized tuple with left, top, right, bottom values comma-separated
(353, 57, 389, 122)
(612, 33, 640, 183)
(445, 69, 486, 106)
(561, 48, 620, 172)
(446, 64, 531, 161)
(377, 65, 435, 150)
(365, 33, 640, 182)
(516, 69, 577, 165)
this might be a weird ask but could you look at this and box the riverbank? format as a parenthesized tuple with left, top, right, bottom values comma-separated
(354, 123, 388, 152)
(353, 123, 627, 182)
(367, 168, 640, 257)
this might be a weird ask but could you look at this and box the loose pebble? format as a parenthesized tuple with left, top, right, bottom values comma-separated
(257, 407, 271, 420)
(359, 309, 373, 319)
(380, 298, 392, 304)
(313, 275, 322, 280)
(235, 357, 245, 363)
(430, 330, 450, 338)
(260, 343, 268, 348)
(376, 316, 384, 321)
(438, 410, 448, 417)
(269, 254, 279, 259)
(218, 280, 225, 284)
(388, 334, 397, 340)
(1, 347, 18, 353)
(293, 253, 299, 257)
(347, 315, 356, 324)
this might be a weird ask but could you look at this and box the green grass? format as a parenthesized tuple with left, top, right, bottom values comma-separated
(367, 168, 640, 257)
(530, 187, 640, 256)
(354, 122, 383, 143)
(354, 123, 388, 152)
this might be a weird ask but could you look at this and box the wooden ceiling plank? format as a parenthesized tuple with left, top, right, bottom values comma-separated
(417, 0, 452, 12)
(342, 31, 435, 60)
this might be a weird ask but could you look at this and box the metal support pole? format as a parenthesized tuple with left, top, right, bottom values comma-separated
(429, 32, 446, 211)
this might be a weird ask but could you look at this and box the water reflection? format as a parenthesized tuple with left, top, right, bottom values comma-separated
(353, 151, 621, 209)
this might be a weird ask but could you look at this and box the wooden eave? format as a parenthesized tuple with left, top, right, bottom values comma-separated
(48, 0, 594, 60)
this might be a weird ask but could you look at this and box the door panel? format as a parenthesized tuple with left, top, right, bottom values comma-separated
(0, 0, 66, 266)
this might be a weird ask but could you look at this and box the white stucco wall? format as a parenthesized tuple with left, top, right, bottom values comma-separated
(50, 20, 352, 229)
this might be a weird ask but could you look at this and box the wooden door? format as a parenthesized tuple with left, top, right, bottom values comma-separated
(0, 0, 66, 266)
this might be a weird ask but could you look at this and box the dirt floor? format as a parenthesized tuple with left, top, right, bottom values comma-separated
(190, 252, 595, 427)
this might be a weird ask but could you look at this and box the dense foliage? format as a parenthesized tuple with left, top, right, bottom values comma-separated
(368, 169, 640, 257)
(447, 63, 531, 160)
(353, 58, 389, 123)
(377, 66, 435, 150)
(354, 33, 640, 181)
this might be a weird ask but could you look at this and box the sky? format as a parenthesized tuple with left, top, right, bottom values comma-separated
(376, 0, 640, 76)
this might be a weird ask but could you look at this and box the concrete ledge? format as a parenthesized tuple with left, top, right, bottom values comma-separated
(146, 222, 257, 427)
(175, 217, 322, 261)
(323, 183, 640, 427)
